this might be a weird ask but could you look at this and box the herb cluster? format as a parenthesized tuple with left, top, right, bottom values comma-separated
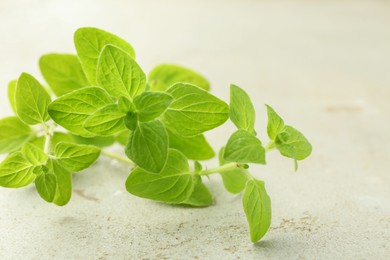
(0, 27, 312, 242)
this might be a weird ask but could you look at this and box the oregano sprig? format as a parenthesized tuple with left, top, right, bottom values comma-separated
(0, 27, 312, 243)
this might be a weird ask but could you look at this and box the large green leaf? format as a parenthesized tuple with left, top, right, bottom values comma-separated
(39, 53, 89, 96)
(0, 116, 33, 154)
(0, 152, 35, 188)
(162, 83, 229, 136)
(51, 159, 72, 206)
(83, 104, 126, 135)
(125, 120, 168, 173)
(149, 64, 210, 91)
(242, 179, 272, 242)
(35, 172, 57, 202)
(48, 86, 113, 136)
(21, 143, 47, 165)
(224, 130, 265, 164)
(74, 27, 135, 85)
(182, 175, 213, 207)
(167, 128, 215, 161)
(15, 73, 51, 125)
(54, 142, 100, 172)
(97, 45, 145, 99)
(230, 84, 256, 134)
(126, 149, 194, 203)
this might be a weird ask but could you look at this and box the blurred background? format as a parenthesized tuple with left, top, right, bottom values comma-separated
(0, 0, 389, 259)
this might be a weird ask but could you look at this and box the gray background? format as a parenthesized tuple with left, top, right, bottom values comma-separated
(0, 0, 389, 259)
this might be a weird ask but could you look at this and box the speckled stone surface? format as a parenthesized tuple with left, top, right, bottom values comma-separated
(0, 0, 389, 259)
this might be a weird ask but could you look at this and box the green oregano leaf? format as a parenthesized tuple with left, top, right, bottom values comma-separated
(54, 142, 101, 172)
(51, 159, 72, 206)
(83, 104, 126, 135)
(266, 105, 285, 140)
(97, 45, 145, 99)
(39, 54, 89, 96)
(149, 64, 210, 91)
(15, 73, 51, 125)
(48, 86, 113, 136)
(124, 111, 138, 131)
(230, 84, 256, 134)
(8, 80, 17, 113)
(242, 179, 272, 242)
(74, 27, 136, 85)
(224, 129, 266, 164)
(125, 120, 168, 173)
(275, 125, 312, 161)
(218, 147, 248, 194)
(21, 143, 47, 165)
(133, 91, 173, 122)
(162, 83, 229, 136)
(182, 175, 212, 207)
(0, 116, 33, 154)
(118, 96, 135, 113)
(35, 172, 57, 202)
(69, 134, 116, 148)
(0, 152, 35, 188)
(125, 149, 194, 203)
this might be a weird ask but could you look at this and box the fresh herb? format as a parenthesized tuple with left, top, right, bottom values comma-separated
(0, 27, 312, 243)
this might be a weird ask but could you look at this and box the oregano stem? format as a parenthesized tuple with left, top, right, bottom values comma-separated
(101, 150, 134, 166)
(199, 162, 242, 176)
(42, 123, 53, 154)
(265, 141, 275, 151)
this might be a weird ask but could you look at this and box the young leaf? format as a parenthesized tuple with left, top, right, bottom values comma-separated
(125, 120, 168, 173)
(224, 130, 266, 164)
(242, 179, 272, 242)
(149, 64, 210, 91)
(15, 73, 51, 125)
(21, 143, 47, 165)
(275, 126, 312, 161)
(35, 172, 57, 202)
(182, 175, 213, 207)
(0, 152, 35, 188)
(74, 27, 135, 85)
(230, 84, 256, 134)
(51, 159, 72, 206)
(118, 96, 135, 113)
(218, 147, 248, 194)
(70, 134, 116, 148)
(125, 149, 194, 203)
(39, 54, 89, 96)
(124, 111, 138, 131)
(83, 104, 126, 135)
(167, 128, 215, 161)
(97, 45, 145, 99)
(133, 91, 173, 122)
(0, 116, 33, 154)
(266, 105, 285, 140)
(48, 86, 113, 136)
(162, 83, 229, 136)
(8, 80, 17, 112)
(54, 142, 101, 172)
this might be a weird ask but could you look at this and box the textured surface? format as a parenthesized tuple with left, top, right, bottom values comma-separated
(0, 0, 389, 259)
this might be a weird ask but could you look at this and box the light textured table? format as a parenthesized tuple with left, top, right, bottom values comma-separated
(0, 0, 389, 259)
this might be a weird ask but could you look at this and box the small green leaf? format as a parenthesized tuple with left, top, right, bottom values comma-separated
(242, 179, 272, 242)
(39, 54, 89, 96)
(266, 105, 285, 140)
(275, 125, 312, 161)
(194, 161, 203, 172)
(0, 116, 33, 154)
(8, 80, 17, 112)
(51, 159, 72, 206)
(125, 149, 194, 203)
(167, 128, 215, 160)
(48, 86, 113, 136)
(125, 120, 168, 173)
(97, 45, 145, 99)
(118, 96, 135, 113)
(15, 73, 51, 125)
(35, 172, 57, 202)
(124, 111, 138, 131)
(0, 152, 35, 188)
(83, 104, 126, 135)
(133, 91, 173, 122)
(218, 147, 248, 194)
(182, 175, 213, 207)
(162, 83, 229, 136)
(54, 142, 100, 172)
(230, 84, 256, 134)
(149, 64, 210, 91)
(21, 143, 47, 165)
(70, 134, 116, 148)
(74, 27, 135, 85)
(224, 130, 265, 164)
